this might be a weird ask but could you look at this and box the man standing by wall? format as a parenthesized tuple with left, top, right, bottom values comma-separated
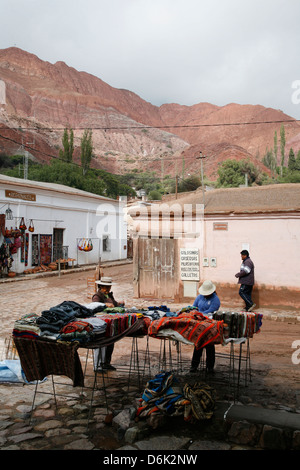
(235, 250, 256, 311)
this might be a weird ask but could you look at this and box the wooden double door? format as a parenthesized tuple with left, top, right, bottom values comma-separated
(133, 238, 178, 300)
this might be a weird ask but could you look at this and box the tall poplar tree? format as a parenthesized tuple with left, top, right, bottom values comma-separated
(80, 129, 93, 175)
(280, 124, 286, 176)
(288, 148, 296, 171)
(274, 131, 278, 166)
(59, 127, 74, 162)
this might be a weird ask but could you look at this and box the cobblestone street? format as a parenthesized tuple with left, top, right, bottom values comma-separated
(0, 262, 299, 451)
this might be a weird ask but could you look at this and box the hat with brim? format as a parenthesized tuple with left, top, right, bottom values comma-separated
(199, 280, 216, 296)
(95, 277, 112, 286)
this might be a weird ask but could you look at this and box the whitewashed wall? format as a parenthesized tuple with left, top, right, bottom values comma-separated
(0, 175, 127, 273)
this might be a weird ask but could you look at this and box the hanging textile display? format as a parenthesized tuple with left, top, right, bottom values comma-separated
(19, 217, 27, 232)
(39, 234, 52, 265)
(24, 233, 29, 266)
(77, 238, 93, 252)
(0, 241, 13, 274)
(0, 214, 5, 236)
(5, 228, 12, 238)
(31, 234, 39, 266)
(21, 234, 25, 263)
(28, 220, 34, 233)
(11, 228, 21, 238)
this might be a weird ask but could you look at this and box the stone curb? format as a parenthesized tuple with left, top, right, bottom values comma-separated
(0, 259, 133, 284)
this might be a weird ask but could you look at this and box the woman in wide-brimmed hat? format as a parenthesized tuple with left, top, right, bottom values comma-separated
(190, 280, 221, 374)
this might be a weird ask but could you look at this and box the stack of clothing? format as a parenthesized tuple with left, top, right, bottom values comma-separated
(36, 301, 95, 340)
(58, 317, 107, 343)
(213, 311, 263, 342)
(12, 313, 41, 340)
(95, 312, 140, 337)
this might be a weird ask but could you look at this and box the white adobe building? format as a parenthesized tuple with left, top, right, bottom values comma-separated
(0, 174, 127, 274)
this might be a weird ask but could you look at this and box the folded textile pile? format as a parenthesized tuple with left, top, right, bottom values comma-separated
(148, 310, 224, 349)
(58, 320, 94, 343)
(137, 372, 215, 422)
(96, 312, 139, 337)
(84, 302, 106, 314)
(58, 317, 107, 343)
(83, 316, 107, 333)
(13, 313, 41, 340)
(36, 301, 94, 337)
(213, 311, 263, 341)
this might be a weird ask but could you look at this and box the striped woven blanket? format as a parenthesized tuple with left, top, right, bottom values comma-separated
(148, 311, 224, 349)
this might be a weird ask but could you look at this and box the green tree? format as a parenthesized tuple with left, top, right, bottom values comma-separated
(296, 150, 300, 171)
(59, 128, 74, 162)
(280, 124, 286, 175)
(288, 148, 297, 171)
(80, 129, 93, 175)
(148, 189, 162, 200)
(274, 131, 278, 166)
(263, 148, 276, 175)
(216, 159, 263, 188)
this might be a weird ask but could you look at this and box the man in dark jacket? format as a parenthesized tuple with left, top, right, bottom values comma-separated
(235, 250, 256, 311)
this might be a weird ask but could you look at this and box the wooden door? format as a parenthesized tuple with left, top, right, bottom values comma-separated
(53, 228, 64, 260)
(135, 238, 177, 300)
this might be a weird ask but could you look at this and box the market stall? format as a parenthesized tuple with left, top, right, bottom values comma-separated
(11, 301, 263, 426)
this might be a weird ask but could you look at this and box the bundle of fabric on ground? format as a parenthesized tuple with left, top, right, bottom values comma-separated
(12, 313, 41, 340)
(213, 311, 263, 341)
(148, 310, 224, 349)
(136, 372, 215, 422)
(137, 372, 187, 418)
(183, 382, 215, 421)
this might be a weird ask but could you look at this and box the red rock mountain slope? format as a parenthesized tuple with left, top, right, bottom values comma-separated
(0, 47, 299, 179)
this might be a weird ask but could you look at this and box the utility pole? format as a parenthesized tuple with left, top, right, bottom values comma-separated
(196, 152, 206, 207)
(20, 131, 35, 180)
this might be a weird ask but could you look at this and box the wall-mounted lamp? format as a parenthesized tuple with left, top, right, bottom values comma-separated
(0, 203, 14, 220)
(5, 205, 13, 220)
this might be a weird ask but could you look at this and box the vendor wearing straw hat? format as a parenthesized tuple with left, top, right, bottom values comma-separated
(92, 277, 125, 371)
(190, 280, 221, 374)
(92, 277, 124, 307)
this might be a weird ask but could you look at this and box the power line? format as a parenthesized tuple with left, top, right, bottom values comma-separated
(1, 117, 299, 132)
(0, 130, 197, 164)
(0, 115, 298, 166)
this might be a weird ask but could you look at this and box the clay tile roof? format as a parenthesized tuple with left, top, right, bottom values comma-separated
(163, 184, 300, 214)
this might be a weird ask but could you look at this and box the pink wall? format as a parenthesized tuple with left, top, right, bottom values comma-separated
(132, 209, 300, 308)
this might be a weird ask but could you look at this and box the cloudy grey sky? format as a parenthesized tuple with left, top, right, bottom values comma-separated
(1, 0, 300, 119)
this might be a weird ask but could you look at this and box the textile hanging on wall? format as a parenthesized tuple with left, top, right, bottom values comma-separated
(40, 234, 52, 265)
(32, 234, 39, 266)
(0, 214, 5, 236)
(21, 234, 25, 263)
(24, 233, 29, 266)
